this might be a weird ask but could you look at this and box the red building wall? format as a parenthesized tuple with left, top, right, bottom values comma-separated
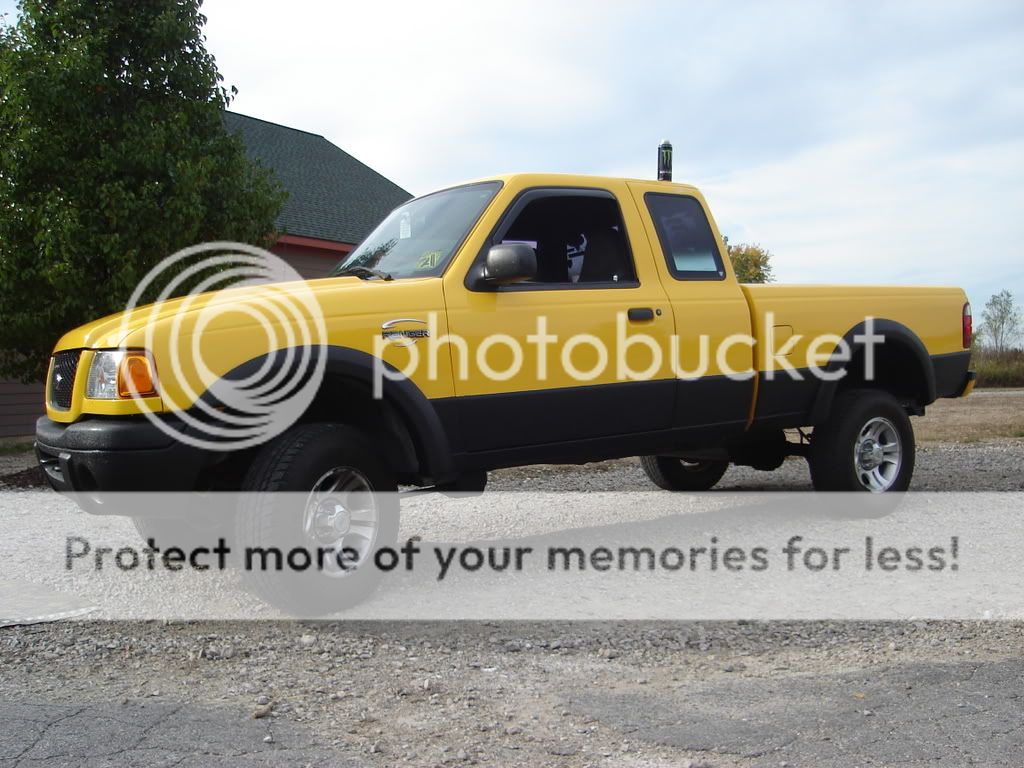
(272, 234, 353, 279)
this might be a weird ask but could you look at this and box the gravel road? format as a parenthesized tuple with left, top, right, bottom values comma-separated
(2, 433, 1023, 766)
(2, 619, 1022, 766)
(490, 439, 1024, 492)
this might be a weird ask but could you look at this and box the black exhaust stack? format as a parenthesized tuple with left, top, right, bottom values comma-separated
(657, 140, 673, 181)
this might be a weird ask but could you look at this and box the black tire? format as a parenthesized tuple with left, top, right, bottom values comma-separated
(809, 388, 915, 492)
(640, 456, 729, 491)
(236, 423, 399, 615)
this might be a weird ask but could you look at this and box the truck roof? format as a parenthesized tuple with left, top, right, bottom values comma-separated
(435, 172, 703, 196)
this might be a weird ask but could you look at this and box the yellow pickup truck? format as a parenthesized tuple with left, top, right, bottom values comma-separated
(35, 168, 974, 605)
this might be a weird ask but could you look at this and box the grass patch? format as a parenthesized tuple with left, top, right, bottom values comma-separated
(972, 349, 1024, 388)
(0, 440, 34, 456)
(913, 389, 1024, 443)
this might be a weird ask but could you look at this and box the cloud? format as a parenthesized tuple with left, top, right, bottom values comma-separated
(204, 0, 629, 191)
(701, 134, 1024, 297)
(200, 0, 1023, 305)
(7, 0, 1023, 305)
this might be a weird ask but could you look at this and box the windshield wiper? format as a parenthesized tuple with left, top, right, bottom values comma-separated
(334, 265, 393, 281)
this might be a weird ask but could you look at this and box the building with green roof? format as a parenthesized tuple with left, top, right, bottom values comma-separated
(224, 111, 412, 278)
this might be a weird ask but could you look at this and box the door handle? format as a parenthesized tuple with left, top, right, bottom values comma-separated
(627, 307, 655, 322)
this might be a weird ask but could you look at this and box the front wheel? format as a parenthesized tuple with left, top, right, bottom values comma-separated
(236, 423, 399, 615)
(809, 389, 915, 492)
(640, 456, 729, 491)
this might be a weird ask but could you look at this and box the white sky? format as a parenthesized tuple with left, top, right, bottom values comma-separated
(3, 0, 1022, 310)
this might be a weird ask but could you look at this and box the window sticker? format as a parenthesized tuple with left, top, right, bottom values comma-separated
(399, 212, 412, 240)
(415, 250, 444, 270)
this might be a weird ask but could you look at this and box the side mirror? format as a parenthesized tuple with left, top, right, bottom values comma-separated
(483, 243, 537, 285)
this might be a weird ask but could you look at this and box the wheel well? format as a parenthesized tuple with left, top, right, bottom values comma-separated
(300, 374, 425, 484)
(840, 338, 930, 407)
(192, 374, 428, 490)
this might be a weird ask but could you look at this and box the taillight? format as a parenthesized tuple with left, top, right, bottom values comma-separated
(962, 302, 972, 349)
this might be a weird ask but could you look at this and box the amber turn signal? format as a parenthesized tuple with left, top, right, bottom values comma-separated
(117, 353, 158, 398)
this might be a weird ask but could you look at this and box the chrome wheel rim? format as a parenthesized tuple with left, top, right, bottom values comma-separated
(679, 459, 713, 473)
(303, 466, 379, 577)
(854, 417, 902, 492)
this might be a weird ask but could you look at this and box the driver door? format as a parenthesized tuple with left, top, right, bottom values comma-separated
(443, 184, 676, 453)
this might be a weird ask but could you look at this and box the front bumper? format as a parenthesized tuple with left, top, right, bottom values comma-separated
(35, 415, 217, 494)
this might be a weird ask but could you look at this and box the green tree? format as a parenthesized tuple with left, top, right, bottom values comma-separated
(980, 289, 1022, 354)
(723, 236, 774, 283)
(0, 0, 285, 381)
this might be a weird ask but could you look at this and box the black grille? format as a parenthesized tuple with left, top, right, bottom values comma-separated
(50, 349, 82, 410)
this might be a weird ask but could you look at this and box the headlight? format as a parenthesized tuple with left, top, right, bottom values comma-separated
(85, 351, 122, 399)
(85, 351, 157, 400)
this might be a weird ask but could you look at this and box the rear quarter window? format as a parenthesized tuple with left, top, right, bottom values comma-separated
(644, 193, 726, 281)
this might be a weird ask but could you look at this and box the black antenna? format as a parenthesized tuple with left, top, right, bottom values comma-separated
(657, 140, 673, 181)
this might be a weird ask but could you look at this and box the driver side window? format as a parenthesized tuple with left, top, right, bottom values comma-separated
(497, 193, 636, 287)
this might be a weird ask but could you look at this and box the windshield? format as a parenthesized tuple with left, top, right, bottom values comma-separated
(331, 181, 501, 279)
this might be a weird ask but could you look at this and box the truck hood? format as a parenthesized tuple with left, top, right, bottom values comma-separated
(53, 276, 434, 352)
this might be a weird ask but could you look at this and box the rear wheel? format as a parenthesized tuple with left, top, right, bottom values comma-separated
(236, 423, 399, 615)
(809, 389, 915, 492)
(640, 456, 729, 491)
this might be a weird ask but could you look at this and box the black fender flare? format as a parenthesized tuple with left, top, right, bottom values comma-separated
(205, 346, 457, 482)
(809, 319, 935, 423)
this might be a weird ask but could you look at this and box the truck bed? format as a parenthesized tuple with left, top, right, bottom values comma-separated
(742, 284, 972, 428)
